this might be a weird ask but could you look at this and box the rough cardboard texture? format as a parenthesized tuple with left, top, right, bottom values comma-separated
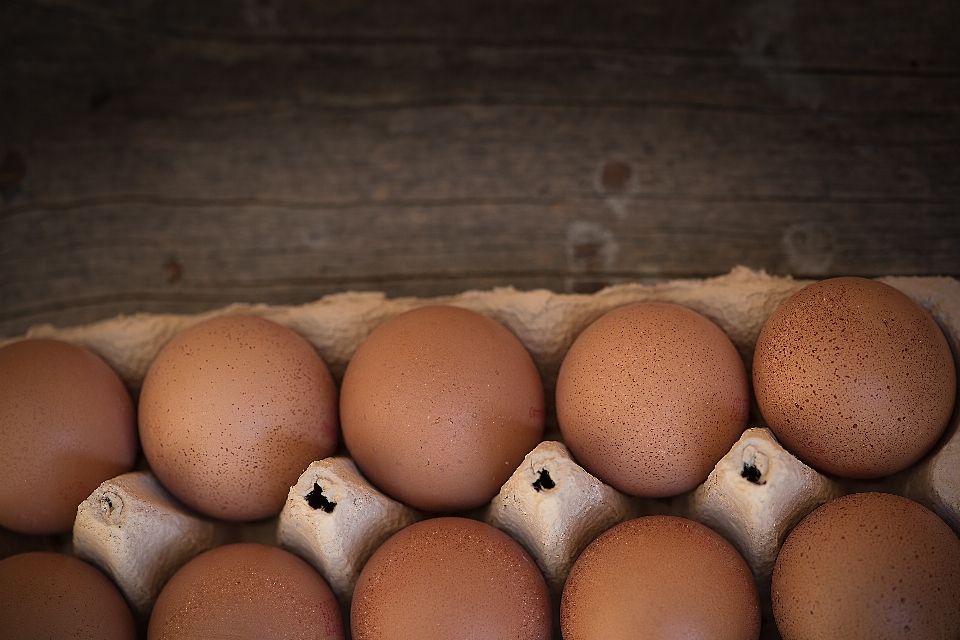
(277, 457, 421, 605)
(484, 441, 638, 596)
(73, 472, 227, 620)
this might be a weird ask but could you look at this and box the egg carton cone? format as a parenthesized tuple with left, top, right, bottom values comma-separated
(2, 267, 959, 640)
(276, 456, 422, 606)
(73, 471, 230, 623)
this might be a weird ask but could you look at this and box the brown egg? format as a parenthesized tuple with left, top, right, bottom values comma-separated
(556, 302, 750, 497)
(148, 542, 344, 639)
(139, 315, 339, 521)
(351, 517, 552, 639)
(772, 492, 960, 639)
(0, 339, 137, 534)
(753, 277, 956, 478)
(0, 551, 137, 639)
(561, 515, 761, 639)
(340, 306, 545, 512)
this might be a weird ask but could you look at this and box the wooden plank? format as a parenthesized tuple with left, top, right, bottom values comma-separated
(4, 195, 957, 334)
(2, 0, 959, 338)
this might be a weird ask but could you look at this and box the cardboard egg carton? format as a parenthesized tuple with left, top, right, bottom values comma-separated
(3, 267, 959, 639)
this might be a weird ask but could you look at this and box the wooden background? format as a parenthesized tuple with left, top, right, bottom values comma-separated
(2, 0, 959, 339)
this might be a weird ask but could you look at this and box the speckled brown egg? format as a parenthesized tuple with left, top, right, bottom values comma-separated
(351, 517, 552, 640)
(556, 302, 750, 497)
(0, 339, 137, 534)
(0, 551, 137, 639)
(148, 542, 344, 639)
(772, 492, 960, 639)
(753, 277, 956, 479)
(139, 315, 339, 521)
(339, 306, 545, 512)
(561, 515, 761, 640)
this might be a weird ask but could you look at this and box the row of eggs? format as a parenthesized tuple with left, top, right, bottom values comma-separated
(1, 276, 959, 638)
(5, 491, 960, 638)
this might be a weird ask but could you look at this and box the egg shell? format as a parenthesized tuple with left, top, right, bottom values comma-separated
(0, 551, 137, 639)
(148, 542, 344, 640)
(0, 338, 137, 535)
(561, 515, 761, 640)
(753, 277, 956, 479)
(772, 492, 960, 640)
(138, 314, 339, 521)
(339, 305, 545, 512)
(556, 301, 750, 497)
(350, 517, 552, 640)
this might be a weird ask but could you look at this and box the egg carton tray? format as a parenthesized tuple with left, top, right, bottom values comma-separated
(2, 267, 959, 640)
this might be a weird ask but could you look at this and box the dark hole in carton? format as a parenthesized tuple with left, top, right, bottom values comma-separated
(741, 463, 764, 484)
(305, 483, 337, 513)
(532, 469, 555, 492)
(100, 492, 122, 520)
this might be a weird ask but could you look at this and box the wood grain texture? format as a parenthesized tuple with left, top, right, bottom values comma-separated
(2, 0, 959, 338)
